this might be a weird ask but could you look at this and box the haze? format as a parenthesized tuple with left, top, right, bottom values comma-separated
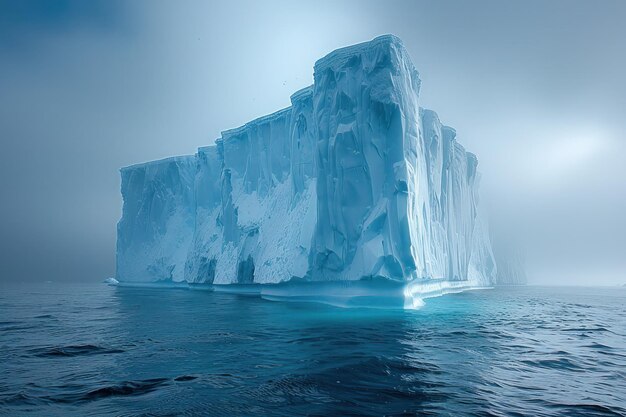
(1, 0, 624, 285)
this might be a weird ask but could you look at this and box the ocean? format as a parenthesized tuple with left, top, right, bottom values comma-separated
(1, 283, 625, 416)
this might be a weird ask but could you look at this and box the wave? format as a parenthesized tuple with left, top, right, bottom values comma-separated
(45, 378, 169, 403)
(30, 344, 124, 358)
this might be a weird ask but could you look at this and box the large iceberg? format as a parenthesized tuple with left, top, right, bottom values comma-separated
(116, 35, 500, 304)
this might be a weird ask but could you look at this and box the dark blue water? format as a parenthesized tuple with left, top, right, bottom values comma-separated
(1, 283, 625, 416)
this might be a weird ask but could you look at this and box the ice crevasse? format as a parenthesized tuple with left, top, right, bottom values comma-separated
(115, 35, 499, 307)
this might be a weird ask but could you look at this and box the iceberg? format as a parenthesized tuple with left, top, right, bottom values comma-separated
(115, 35, 503, 306)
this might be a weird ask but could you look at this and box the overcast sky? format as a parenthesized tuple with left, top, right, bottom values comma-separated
(1, 0, 624, 285)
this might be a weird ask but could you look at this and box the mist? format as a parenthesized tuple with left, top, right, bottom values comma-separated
(1, 0, 624, 285)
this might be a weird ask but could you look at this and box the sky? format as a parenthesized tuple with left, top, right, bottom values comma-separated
(0, 0, 624, 285)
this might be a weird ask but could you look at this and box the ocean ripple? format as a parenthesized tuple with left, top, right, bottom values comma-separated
(0, 283, 624, 416)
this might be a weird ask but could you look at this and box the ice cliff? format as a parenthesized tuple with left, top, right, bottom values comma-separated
(116, 35, 499, 297)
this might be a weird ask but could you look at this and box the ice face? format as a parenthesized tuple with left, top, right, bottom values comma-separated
(116, 35, 499, 288)
(116, 156, 196, 282)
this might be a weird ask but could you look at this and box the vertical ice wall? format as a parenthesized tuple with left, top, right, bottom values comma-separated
(419, 110, 496, 284)
(184, 94, 318, 285)
(311, 35, 421, 282)
(116, 156, 196, 282)
(116, 35, 497, 286)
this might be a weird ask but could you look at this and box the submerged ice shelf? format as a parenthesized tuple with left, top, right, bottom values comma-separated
(111, 278, 491, 310)
(116, 35, 510, 307)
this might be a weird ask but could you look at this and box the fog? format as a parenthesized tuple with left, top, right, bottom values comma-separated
(1, 0, 624, 285)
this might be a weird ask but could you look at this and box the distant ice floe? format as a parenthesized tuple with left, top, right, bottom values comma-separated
(104, 277, 119, 286)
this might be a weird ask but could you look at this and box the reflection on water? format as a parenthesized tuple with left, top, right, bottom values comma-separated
(1, 283, 625, 416)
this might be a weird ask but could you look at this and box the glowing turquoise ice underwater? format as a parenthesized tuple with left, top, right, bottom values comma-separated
(1, 283, 625, 416)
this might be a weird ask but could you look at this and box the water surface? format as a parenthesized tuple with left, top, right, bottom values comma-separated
(1, 283, 625, 416)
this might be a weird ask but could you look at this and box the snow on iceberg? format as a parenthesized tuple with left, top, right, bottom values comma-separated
(115, 35, 501, 306)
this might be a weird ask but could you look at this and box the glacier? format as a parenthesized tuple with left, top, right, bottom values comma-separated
(115, 35, 502, 307)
